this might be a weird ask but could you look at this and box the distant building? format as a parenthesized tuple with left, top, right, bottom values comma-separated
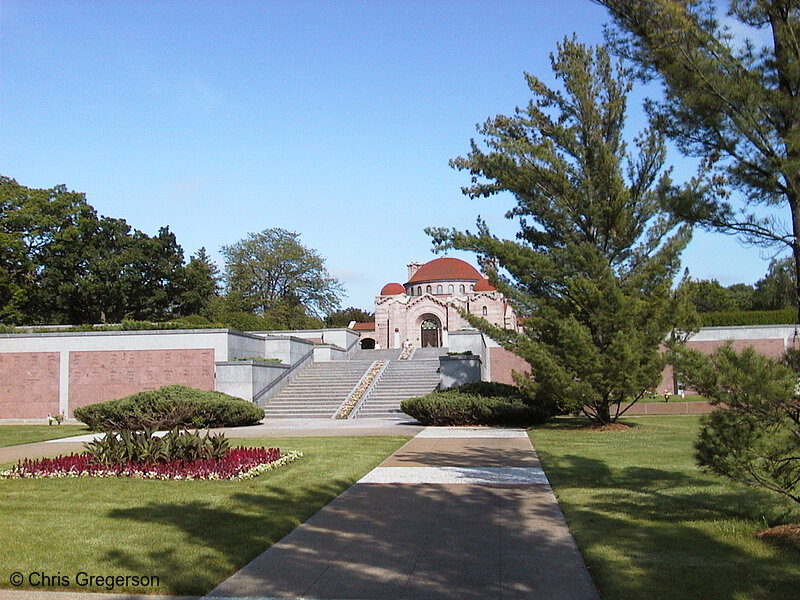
(355, 257, 520, 349)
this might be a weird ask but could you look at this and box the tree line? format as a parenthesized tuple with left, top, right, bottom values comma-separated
(0, 176, 365, 329)
(685, 257, 796, 313)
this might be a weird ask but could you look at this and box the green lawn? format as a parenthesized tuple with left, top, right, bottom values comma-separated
(0, 435, 410, 595)
(639, 393, 707, 403)
(0, 424, 90, 447)
(531, 416, 800, 600)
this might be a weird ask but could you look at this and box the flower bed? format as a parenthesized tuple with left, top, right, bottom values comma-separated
(0, 447, 303, 481)
(335, 360, 385, 419)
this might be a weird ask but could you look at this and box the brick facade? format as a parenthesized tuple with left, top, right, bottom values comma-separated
(365, 258, 520, 349)
(0, 352, 60, 419)
(68, 349, 215, 414)
(489, 346, 531, 385)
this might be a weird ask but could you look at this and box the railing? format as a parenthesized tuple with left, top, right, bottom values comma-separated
(348, 360, 391, 419)
(253, 347, 315, 405)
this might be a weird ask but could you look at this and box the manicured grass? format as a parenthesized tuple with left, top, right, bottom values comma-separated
(0, 424, 89, 447)
(531, 416, 800, 600)
(639, 393, 707, 403)
(0, 435, 410, 595)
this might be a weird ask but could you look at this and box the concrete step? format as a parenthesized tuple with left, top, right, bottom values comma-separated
(353, 357, 440, 418)
(263, 359, 376, 417)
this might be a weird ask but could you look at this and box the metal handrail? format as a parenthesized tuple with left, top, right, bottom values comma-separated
(253, 347, 315, 404)
(348, 360, 391, 419)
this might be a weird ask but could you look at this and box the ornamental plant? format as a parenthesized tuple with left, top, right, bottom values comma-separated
(1, 428, 303, 481)
(83, 428, 230, 465)
(1, 447, 302, 480)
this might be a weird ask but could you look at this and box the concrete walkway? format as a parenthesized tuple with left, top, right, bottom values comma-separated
(207, 427, 599, 600)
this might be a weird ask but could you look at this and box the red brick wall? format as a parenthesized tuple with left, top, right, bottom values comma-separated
(622, 401, 715, 415)
(658, 338, 787, 393)
(0, 352, 60, 419)
(490, 346, 531, 385)
(68, 349, 215, 414)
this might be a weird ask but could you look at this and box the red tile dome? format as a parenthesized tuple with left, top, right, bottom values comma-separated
(380, 282, 406, 295)
(406, 257, 482, 284)
(473, 277, 497, 292)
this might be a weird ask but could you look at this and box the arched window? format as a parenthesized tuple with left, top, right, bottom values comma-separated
(470, 284, 475, 291)
(436, 284, 443, 294)
(459, 284, 465, 293)
(426, 285, 432, 294)
(417, 286, 422, 296)
(482, 306, 488, 316)
(448, 284, 454, 294)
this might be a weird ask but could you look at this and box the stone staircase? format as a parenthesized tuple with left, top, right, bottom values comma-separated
(410, 346, 450, 360)
(261, 360, 375, 419)
(354, 358, 442, 419)
(349, 348, 403, 361)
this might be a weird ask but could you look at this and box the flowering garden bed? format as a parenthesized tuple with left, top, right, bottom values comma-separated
(1, 447, 302, 480)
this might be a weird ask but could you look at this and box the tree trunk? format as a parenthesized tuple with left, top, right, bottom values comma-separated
(770, 4, 800, 323)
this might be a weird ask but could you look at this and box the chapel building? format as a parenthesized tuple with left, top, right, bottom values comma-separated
(355, 257, 520, 349)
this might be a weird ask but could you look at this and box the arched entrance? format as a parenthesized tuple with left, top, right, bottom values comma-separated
(420, 316, 442, 347)
(360, 338, 376, 350)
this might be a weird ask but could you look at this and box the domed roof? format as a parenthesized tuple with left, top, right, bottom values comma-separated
(406, 257, 482, 284)
(473, 277, 497, 292)
(380, 282, 405, 295)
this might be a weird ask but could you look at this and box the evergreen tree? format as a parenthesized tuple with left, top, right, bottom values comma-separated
(428, 38, 694, 424)
(675, 343, 800, 514)
(175, 248, 221, 317)
(600, 0, 800, 322)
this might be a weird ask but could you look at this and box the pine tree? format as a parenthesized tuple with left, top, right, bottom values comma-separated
(600, 0, 800, 322)
(428, 37, 695, 424)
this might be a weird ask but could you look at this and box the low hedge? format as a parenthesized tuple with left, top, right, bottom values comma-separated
(74, 385, 264, 431)
(401, 382, 555, 426)
(699, 308, 795, 327)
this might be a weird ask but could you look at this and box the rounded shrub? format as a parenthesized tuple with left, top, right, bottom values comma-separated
(401, 382, 556, 426)
(74, 385, 264, 431)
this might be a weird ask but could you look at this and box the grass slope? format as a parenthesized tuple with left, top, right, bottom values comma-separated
(531, 416, 800, 600)
(0, 424, 89, 447)
(0, 435, 409, 595)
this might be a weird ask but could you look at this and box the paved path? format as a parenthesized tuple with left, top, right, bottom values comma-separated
(207, 427, 599, 600)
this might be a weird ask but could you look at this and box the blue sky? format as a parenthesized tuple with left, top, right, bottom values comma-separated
(0, 0, 784, 311)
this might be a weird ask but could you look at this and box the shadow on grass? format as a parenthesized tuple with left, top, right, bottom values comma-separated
(104, 481, 601, 599)
(541, 453, 800, 600)
(105, 479, 353, 595)
(537, 416, 641, 431)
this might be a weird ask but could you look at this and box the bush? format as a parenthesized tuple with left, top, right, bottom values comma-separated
(84, 428, 230, 465)
(74, 385, 264, 431)
(175, 314, 217, 328)
(699, 308, 795, 327)
(401, 382, 556, 426)
(676, 344, 800, 513)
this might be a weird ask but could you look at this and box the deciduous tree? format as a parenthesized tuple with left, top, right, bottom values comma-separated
(325, 307, 374, 328)
(0, 176, 204, 324)
(221, 228, 344, 326)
